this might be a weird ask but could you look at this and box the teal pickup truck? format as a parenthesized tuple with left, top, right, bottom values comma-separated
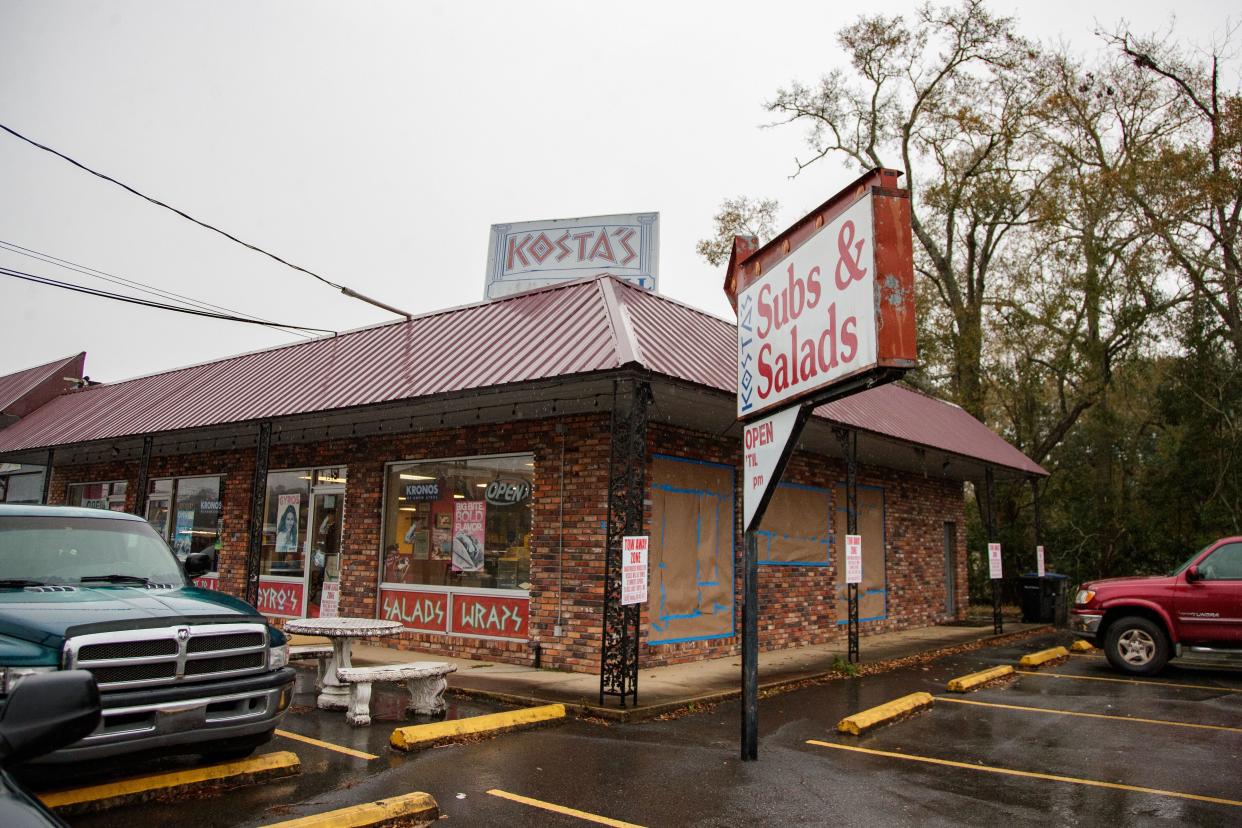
(0, 504, 295, 763)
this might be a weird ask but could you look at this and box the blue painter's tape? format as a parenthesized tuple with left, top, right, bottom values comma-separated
(648, 632, 734, 646)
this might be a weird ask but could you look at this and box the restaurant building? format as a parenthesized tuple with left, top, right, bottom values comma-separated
(0, 275, 1044, 680)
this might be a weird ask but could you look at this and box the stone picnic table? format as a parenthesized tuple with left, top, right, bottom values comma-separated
(283, 617, 404, 712)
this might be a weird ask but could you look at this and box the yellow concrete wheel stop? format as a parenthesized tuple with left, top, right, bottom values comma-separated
(836, 692, 934, 735)
(947, 665, 1014, 692)
(1019, 646, 1070, 667)
(390, 703, 566, 752)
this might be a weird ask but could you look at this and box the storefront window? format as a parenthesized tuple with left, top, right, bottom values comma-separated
(381, 453, 533, 591)
(67, 480, 128, 511)
(146, 476, 223, 570)
(261, 470, 310, 577)
(1, 469, 45, 504)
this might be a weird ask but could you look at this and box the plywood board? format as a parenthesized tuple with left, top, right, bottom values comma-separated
(648, 457, 735, 644)
(833, 486, 886, 622)
(757, 484, 831, 565)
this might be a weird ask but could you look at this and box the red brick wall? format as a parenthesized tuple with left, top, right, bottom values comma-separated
(47, 412, 966, 674)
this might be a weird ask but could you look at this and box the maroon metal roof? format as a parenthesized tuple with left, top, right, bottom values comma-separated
(0, 352, 85, 419)
(0, 276, 1044, 475)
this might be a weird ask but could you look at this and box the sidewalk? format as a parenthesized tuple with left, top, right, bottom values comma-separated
(294, 621, 1049, 722)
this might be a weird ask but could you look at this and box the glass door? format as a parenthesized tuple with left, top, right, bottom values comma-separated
(145, 496, 171, 543)
(305, 489, 343, 617)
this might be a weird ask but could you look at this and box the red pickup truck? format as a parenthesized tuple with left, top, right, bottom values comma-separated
(1071, 537, 1242, 675)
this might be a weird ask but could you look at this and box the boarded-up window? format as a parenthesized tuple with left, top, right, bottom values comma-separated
(648, 456, 735, 645)
(757, 483, 831, 566)
(832, 485, 886, 623)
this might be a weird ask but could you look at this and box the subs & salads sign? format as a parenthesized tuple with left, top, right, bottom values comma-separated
(735, 187, 914, 418)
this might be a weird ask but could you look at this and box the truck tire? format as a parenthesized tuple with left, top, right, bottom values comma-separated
(1104, 616, 1169, 676)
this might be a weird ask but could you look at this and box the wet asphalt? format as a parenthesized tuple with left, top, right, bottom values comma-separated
(57, 632, 1242, 827)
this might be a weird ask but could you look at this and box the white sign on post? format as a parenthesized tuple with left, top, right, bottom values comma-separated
(319, 580, 340, 618)
(988, 543, 1003, 580)
(1036, 545, 1045, 577)
(742, 406, 804, 531)
(621, 535, 648, 605)
(736, 192, 880, 419)
(845, 534, 863, 584)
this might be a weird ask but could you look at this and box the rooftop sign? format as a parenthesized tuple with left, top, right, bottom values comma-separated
(485, 212, 659, 300)
(730, 169, 916, 420)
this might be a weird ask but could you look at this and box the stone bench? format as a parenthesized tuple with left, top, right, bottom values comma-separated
(289, 644, 334, 688)
(335, 662, 457, 726)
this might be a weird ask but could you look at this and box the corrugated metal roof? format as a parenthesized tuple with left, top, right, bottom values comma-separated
(0, 276, 1044, 475)
(0, 352, 85, 419)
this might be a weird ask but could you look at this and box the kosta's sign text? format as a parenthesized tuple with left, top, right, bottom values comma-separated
(737, 193, 878, 417)
(485, 212, 659, 299)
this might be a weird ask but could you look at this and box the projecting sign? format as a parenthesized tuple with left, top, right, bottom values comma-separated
(1036, 545, 1045, 577)
(845, 534, 863, 584)
(737, 193, 883, 418)
(742, 405, 804, 532)
(988, 543, 1003, 580)
(484, 212, 659, 299)
(621, 535, 648, 605)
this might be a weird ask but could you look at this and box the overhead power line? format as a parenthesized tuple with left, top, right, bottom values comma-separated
(0, 238, 317, 340)
(0, 121, 412, 319)
(1, 265, 336, 333)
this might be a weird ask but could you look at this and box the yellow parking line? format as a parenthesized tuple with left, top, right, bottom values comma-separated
(275, 729, 379, 760)
(806, 740, 1242, 808)
(1016, 670, 1242, 693)
(938, 696, 1242, 734)
(487, 789, 645, 827)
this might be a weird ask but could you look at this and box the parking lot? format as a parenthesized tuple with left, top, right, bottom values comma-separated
(796, 636, 1242, 825)
(31, 631, 1242, 826)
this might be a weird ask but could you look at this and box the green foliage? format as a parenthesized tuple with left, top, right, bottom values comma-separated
(831, 655, 860, 677)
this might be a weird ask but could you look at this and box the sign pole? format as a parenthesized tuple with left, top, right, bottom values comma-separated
(741, 529, 759, 760)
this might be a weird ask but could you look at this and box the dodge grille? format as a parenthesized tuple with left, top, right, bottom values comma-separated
(64, 623, 269, 691)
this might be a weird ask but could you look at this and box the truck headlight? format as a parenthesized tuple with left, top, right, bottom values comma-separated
(0, 666, 56, 695)
(1074, 589, 1096, 606)
(268, 642, 289, 670)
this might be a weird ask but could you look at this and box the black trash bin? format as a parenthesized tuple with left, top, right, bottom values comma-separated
(1042, 573, 1070, 628)
(1020, 573, 1070, 623)
(1019, 573, 1042, 622)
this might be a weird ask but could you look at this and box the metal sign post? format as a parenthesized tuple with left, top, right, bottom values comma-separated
(726, 168, 918, 762)
(985, 467, 1002, 635)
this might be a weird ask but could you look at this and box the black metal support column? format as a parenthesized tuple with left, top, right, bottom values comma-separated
(985, 467, 1002, 635)
(245, 421, 273, 607)
(834, 428, 860, 663)
(134, 435, 153, 516)
(40, 448, 54, 504)
(599, 378, 648, 707)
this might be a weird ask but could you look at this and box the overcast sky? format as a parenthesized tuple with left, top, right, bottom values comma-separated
(0, 1, 1231, 383)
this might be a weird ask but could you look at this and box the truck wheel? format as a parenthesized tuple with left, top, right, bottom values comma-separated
(1104, 616, 1169, 676)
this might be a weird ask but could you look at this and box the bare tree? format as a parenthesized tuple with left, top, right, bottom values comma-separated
(766, 0, 1047, 419)
(1106, 25, 1242, 360)
(695, 196, 780, 267)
